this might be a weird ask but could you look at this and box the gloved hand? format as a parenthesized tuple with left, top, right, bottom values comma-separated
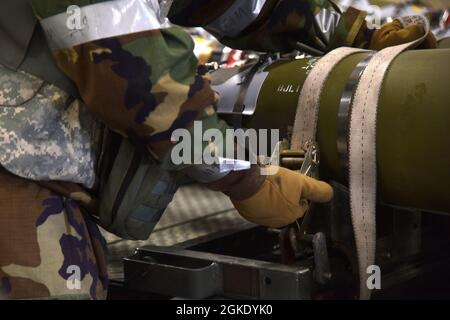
(230, 166, 333, 228)
(369, 19, 437, 50)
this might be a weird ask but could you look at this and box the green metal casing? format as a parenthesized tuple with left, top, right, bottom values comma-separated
(244, 49, 450, 213)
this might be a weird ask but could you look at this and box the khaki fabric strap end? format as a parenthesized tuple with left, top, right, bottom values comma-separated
(345, 11, 368, 47)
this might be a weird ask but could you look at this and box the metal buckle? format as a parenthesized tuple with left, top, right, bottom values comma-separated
(299, 140, 319, 179)
(278, 139, 320, 236)
(296, 141, 320, 237)
(278, 140, 319, 177)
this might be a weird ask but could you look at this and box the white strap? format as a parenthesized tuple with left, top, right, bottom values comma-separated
(41, 0, 171, 51)
(293, 14, 431, 300)
(349, 14, 430, 300)
(291, 47, 367, 151)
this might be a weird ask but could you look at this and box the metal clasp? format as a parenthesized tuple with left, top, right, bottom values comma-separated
(295, 140, 320, 237)
(278, 139, 320, 174)
(299, 140, 320, 178)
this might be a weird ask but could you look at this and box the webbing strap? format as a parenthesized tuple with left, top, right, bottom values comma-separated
(348, 14, 430, 300)
(291, 47, 367, 151)
(292, 14, 431, 300)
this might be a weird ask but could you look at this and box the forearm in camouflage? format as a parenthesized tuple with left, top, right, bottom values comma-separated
(0, 168, 108, 300)
(33, 1, 230, 172)
(168, 0, 369, 52)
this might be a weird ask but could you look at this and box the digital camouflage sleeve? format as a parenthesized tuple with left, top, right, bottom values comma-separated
(0, 64, 108, 300)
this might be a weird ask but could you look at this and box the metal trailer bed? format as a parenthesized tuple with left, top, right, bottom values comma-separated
(105, 183, 450, 300)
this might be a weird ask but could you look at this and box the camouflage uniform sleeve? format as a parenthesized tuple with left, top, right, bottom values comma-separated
(0, 167, 108, 300)
(168, 0, 372, 53)
(31, 0, 233, 174)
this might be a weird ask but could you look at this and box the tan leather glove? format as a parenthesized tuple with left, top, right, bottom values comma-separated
(230, 166, 333, 228)
(369, 19, 437, 50)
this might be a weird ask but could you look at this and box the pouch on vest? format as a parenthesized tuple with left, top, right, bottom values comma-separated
(98, 130, 181, 240)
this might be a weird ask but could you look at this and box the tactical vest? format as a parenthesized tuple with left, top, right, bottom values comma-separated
(0, 0, 180, 240)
